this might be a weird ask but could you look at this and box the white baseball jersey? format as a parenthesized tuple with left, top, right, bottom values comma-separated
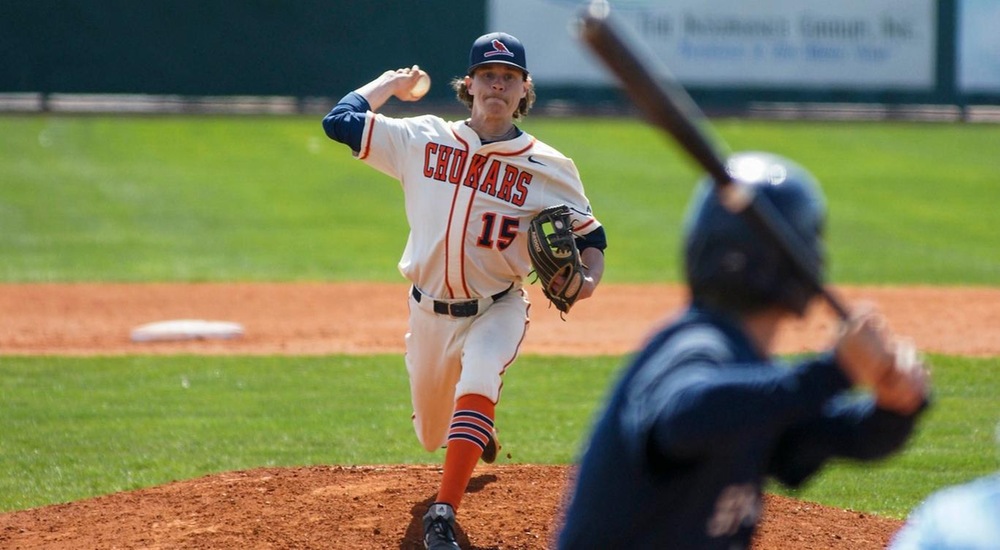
(890, 473, 1000, 550)
(349, 111, 603, 450)
(357, 112, 602, 300)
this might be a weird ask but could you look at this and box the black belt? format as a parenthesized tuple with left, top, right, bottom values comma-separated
(411, 285, 512, 318)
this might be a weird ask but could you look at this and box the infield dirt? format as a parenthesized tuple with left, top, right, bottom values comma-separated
(2, 282, 997, 549)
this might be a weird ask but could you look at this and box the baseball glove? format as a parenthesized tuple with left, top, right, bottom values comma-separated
(527, 205, 585, 314)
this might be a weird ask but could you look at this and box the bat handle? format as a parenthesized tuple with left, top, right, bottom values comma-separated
(820, 287, 851, 320)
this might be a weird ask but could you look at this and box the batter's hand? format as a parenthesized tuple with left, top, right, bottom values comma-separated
(873, 338, 930, 415)
(834, 306, 930, 414)
(834, 306, 894, 386)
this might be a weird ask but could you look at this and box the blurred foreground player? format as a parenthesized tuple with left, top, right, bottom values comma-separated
(558, 152, 930, 549)
(890, 419, 1000, 550)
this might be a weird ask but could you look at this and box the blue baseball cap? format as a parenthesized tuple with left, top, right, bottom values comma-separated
(467, 32, 529, 76)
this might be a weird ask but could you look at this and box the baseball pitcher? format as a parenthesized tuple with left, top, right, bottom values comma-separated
(322, 32, 608, 549)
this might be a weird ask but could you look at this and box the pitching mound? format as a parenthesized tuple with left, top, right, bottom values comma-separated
(0, 465, 902, 549)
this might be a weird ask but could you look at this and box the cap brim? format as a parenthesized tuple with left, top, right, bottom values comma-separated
(468, 60, 529, 75)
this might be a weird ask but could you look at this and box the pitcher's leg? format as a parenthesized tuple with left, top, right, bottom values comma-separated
(458, 289, 530, 402)
(435, 290, 530, 510)
(405, 297, 465, 452)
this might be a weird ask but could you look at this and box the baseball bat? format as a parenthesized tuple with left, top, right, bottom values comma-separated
(577, 2, 850, 319)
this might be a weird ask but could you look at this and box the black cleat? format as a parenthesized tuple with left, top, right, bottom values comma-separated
(423, 502, 460, 549)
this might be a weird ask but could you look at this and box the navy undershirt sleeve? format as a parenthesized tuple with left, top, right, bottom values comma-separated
(577, 225, 607, 252)
(321, 92, 370, 153)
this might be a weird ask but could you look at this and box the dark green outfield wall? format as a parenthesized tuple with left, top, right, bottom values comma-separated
(1, 0, 992, 109)
(0, 0, 485, 101)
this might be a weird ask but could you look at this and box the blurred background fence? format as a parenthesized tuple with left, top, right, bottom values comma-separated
(1, 0, 998, 121)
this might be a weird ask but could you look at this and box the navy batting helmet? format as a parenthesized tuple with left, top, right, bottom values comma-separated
(683, 152, 826, 315)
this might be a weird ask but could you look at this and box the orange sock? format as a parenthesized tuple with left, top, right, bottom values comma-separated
(435, 393, 496, 510)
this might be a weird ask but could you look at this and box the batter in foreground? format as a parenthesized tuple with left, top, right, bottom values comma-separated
(557, 152, 930, 549)
(322, 32, 607, 549)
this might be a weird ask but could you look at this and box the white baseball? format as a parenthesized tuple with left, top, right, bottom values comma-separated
(411, 72, 431, 99)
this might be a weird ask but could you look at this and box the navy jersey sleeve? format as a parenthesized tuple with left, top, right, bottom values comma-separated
(645, 353, 852, 462)
(321, 92, 370, 153)
(767, 396, 926, 487)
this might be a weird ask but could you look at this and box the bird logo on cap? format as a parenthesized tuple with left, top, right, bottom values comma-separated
(484, 39, 515, 58)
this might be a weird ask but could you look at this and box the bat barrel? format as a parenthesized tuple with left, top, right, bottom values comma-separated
(578, 6, 731, 186)
(578, 1, 851, 320)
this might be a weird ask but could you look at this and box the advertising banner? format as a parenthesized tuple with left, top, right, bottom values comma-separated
(490, 0, 936, 90)
(958, 0, 1000, 92)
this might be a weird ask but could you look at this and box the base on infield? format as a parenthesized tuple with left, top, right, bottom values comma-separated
(130, 319, 245, 343)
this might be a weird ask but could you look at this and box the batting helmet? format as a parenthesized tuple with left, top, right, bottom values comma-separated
(683, 151, 827, 315)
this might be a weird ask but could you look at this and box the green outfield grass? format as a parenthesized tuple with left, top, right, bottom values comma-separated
(1, 114, 998, 520)
(775, 354, 1000, 516)
(2, 114, 998, 283)
(1, 354, 997, 517)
